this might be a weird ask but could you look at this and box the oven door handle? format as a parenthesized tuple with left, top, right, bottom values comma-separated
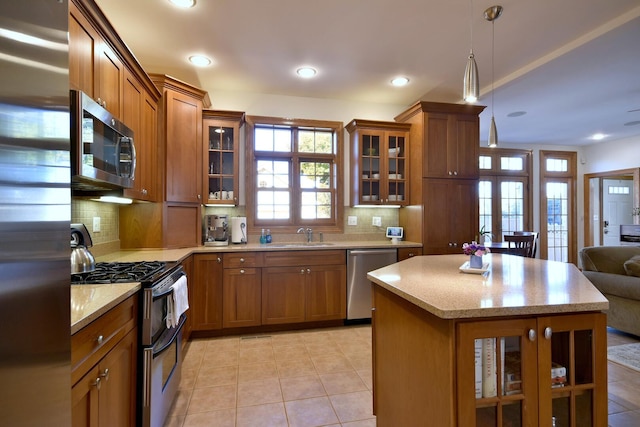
(153, 314, 186, 358)
(152, 272, 186, 301)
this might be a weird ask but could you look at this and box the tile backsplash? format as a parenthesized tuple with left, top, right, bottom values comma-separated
(71, 199, 120, 254)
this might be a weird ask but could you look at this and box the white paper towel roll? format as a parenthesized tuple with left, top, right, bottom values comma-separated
(231, 217, 247, 243)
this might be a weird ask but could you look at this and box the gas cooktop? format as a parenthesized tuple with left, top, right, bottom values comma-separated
(71, 261, 172, 284)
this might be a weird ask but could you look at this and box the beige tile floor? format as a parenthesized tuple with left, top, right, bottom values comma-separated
(164, 325, 640, 427)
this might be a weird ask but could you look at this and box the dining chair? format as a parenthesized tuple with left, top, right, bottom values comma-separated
(513, 231, 539, 258)
(504, 234, 536, 258)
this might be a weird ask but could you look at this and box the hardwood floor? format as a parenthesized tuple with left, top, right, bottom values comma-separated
(164, 326, 640, 426)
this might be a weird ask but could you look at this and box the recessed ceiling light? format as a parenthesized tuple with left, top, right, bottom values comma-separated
(591, 133, 606, 140)
(189, 55, 211, 67)
(296, 67, 317, 78)
(169, 0, 195, 8)
(391, 77, 409, 87)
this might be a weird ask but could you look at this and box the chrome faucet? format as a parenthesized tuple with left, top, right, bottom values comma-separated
(297, 227, 313, 243)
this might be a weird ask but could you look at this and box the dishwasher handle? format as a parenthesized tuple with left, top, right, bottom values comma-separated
(348, 249, 398, 256)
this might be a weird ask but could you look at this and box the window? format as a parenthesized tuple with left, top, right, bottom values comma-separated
(540, 151, 577, 263)
(246, 116, 343, 233)
(479, 148, 532, 241)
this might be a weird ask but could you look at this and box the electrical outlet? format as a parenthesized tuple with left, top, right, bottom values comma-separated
(92, 216, 101, 233)
(348, 216, 358, 226)
(372, 216, 382, 227)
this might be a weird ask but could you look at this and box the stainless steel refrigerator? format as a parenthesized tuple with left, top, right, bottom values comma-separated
(0, 1, 71, 425)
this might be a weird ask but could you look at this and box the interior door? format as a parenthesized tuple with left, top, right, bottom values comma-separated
(602, 178, 634, 246)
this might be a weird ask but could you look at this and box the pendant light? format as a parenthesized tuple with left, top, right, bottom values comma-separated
(463, 0, 479, 103)
(485, 5, 502, 148)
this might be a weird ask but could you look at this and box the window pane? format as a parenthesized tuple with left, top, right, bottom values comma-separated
(301, 191, 332, 219)
(500, 157, 523, 171)
(257, 190, 290, 219)
(546, 182, 569, 262)
(300, 161, 331, 189)
(501, 181, 524, 234)
(546, 158, 568, 172)
(479, 180, 492, 237)
(257, 160, 290, 188)
(479, 156, 492, 170)
(299, 129, 333, 154)
(255, 127, 292, 152)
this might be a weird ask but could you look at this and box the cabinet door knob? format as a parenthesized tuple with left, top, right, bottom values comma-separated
(544, 327, 553, 340)
(96, 335, 104, 344)
(300, 269, 305, 274)
(453, 171, 458, 176)
(240, 269, 245, 274)
(306, 268, 311, 274)
(92, 377, 101, 390)
(448, 171, 453, 176)
(217, 257, 221, 263)
(240, 258, 245, 263)
(528, 329, 536, 341)
(408, 252, 415, 257)
(99, 368, 110, 382)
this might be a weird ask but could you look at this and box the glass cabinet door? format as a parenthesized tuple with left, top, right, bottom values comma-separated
(360, 133, 381, 204)
(385, 132, 407, 204)
(203, 110, 244, 205)
(538, 313, 607, 427)
(457, 318, 538, 427)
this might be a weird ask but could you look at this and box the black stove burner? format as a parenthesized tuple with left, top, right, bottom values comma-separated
(71, 261, 168, 284)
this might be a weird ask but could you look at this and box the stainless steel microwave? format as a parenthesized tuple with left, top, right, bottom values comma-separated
(70, 90, 135, 191)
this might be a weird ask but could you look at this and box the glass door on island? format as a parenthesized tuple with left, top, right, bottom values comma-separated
(204, 117, 241, 205)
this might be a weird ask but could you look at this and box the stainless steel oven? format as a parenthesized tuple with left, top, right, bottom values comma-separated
(140, 265, 187, 427)
(72, 261, 187, 427)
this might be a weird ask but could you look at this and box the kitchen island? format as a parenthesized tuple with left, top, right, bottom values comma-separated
(367, 254, 609, 427)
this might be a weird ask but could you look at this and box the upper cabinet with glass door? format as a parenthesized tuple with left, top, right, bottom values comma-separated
(346, 120, 411, 206)
(203, 110, 245, 205)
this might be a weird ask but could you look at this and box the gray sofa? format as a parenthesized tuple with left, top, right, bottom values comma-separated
(579, 245, 640, 337)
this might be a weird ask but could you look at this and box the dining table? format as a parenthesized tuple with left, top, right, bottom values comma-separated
(483, 240, 511, 253)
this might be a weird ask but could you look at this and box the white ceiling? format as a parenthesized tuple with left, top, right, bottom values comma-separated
(95, 0, 640, 147)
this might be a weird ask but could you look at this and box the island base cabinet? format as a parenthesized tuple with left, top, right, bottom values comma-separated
(372, 284, 608, 427)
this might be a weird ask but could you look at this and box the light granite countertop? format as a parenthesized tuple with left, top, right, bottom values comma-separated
(367, 253, 609, 319)
(71, 282, 140, 334)
(72, 240, 420, 334)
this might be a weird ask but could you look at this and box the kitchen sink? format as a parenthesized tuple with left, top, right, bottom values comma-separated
(269, 242, 335, 248)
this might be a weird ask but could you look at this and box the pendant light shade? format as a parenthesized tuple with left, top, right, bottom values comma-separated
(485, 5, 503, 147)
(488, 116, 498, 147)
(463, 0, 479, 103)
(463, 51, 479, 103)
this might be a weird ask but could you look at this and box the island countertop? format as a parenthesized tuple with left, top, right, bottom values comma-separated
(367, 254, 609, 319)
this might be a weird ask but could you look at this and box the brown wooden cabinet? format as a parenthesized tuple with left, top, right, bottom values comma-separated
(222, 252, 263, 328)
(71, 295, 138, 427)
(397, 247, 422, 261)
(395, 102, 485, 251)
(262, 250, 346, 325)
(372, 284, 607, 427)
(422, 178, 478, 254)
(203, 110, 245, 206)
(191, 253, 223, 331)
(122, 68, 160, 202)
(456, 313, 607, 426)
(346, 119, 411, 206)
(69, 0, 122, 118)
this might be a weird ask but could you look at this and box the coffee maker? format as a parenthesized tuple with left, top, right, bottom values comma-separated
(204, 214, 229, 246)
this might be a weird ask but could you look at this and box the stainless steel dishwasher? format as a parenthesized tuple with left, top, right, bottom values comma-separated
(347, 248, 397, 320)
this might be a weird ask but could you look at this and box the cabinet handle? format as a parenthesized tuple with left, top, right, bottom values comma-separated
(239, 258, 245, 263)
(371, 307, 376, 312)
(97, 97, 102, 105)
(300, 269, 305, 274)
(544, 327, 553, 340)
(96, 335, 104, 344)
(408, 252, 415, 257)
(306, 268, 311, 274)
(111, 118, 115, 127)
(448, 171, 452, 176)
(453, 171, 458, 176)
(142, 188, 147, 195)
(103, 100, 107, 109)
(92, 377, 101, 390)
(528, 329, 536, 341)
(240, 269, 245, 274)
(99, 368, 110, 382)
(217, 257, 221, 263)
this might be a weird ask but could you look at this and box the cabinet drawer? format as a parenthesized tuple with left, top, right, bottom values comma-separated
(223, 252, 263, 268)
(263, 250, 345, 267)
(71, 294, 138, 386)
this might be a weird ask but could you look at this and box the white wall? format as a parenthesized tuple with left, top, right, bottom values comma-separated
(582, 135, 640, 174)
